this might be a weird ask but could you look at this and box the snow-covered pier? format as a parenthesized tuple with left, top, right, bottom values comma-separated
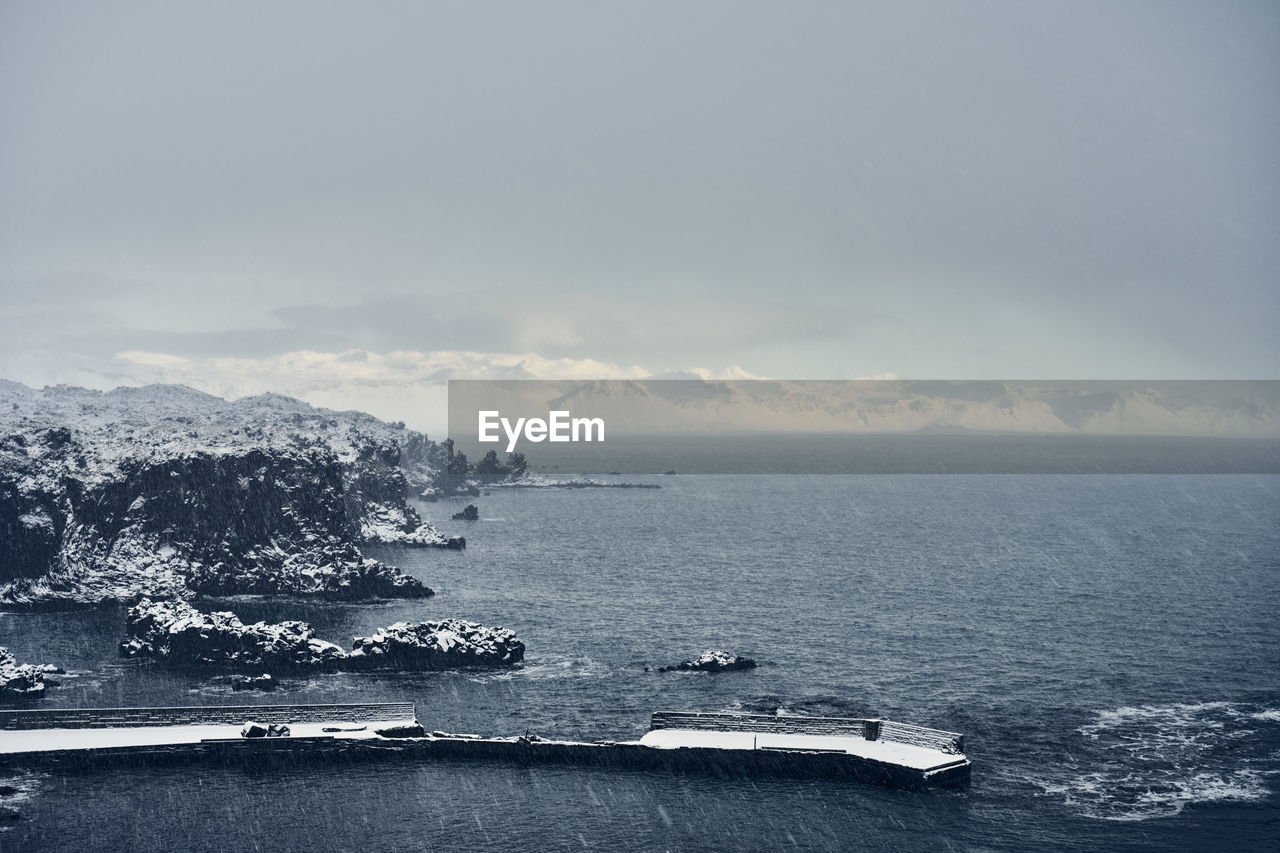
(0, 704, 970, 788)
(635, 711, 970, 786)
(0, 702, 418, 764)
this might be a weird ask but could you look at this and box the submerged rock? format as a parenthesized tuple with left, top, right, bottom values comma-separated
(0, 646, 62, 700)
(120, 599, 347, 670)
(451, 504, 479, 521)
(348, 620, 525, 669)
(232, 673, 277, 692)
(659, 650, 757, 673)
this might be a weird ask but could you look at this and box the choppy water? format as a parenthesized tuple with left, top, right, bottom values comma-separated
(3, 475, 1279, 851)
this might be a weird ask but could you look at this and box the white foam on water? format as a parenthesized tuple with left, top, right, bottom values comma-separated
(0, 770, 46, 830)
(473, 658, 610, 683)
(1035, 701, 1279, 821)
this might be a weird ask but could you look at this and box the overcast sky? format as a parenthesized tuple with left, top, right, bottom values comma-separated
(1, 1, 1276, 421)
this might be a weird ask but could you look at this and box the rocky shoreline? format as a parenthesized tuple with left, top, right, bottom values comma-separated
(0, 383, 469, 609)
(0, 647, 64, 701)
(120, 599, 524, 672)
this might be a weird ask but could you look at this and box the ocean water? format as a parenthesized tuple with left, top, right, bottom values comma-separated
(3, 475, 1279, 852)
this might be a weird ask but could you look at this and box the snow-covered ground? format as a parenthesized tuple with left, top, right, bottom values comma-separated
(637, 728, 961, 771)
(0, 720, 409, 755)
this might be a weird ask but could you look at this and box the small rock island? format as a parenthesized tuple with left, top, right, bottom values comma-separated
(120, 598, 524, 672)
(658, 650, 757, 673)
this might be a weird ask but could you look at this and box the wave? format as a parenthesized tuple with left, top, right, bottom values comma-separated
(472, 658, 612, 683)
(0, 770, 45, 830)
(1036, 701, 1280, 821)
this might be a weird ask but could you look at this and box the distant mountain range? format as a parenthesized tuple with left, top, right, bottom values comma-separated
(450, 379, 1280, 438)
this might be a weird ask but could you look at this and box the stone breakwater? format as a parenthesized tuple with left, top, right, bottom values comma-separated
(0, 382, 468, 608)
(120, 599, 524, 671)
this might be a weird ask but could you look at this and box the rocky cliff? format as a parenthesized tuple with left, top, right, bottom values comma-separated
(0, 381, 462, 607)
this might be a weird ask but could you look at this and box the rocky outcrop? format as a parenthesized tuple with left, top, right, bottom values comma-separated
(375, 722, 427, 738)
(0, 646, 63, 700)
(120, 599, 348, 670)
(241, 722, 290, 738)
(344, 441, 465, 548)
(348, 620, 525, 669)
(232, 673, 277, 692)
(659, 650, 757, 673)
(183, 545, 432, 600)
(0, 382, 464, 608)
(451, 504, 479, 521)
(471, 450, 526, 479)
(120, 600, 524, 672)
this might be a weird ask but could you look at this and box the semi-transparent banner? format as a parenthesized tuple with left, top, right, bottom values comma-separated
(447, 380, 1280, 474)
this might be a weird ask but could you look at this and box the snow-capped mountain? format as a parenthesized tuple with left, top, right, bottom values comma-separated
(454, 379, 1280, 437)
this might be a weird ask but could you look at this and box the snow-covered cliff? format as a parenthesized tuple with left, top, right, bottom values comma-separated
(0, 381, 461, 608)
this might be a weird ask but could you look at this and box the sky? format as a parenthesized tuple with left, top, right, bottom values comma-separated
(1, 2, 1277, 428)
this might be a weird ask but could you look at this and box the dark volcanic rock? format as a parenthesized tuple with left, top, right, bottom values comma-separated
(184, 545, 433, 601)
(0, 646, 62, 700)
(232, 673, 277, 692)
(120, 600, 524, 674)
(451, 504, 479, 521)
(347, 620, 525, 669)
(120, 599, 347, 670)
(375, 722, 427, 738)
(0, 382, 466, 608)
(658, 650, 757, 673)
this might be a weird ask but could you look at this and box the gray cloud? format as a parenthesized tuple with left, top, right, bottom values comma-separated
(1, 1, 1276, 386)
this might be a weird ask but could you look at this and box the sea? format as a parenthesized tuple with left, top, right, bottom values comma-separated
(2, 474, 1279, 852)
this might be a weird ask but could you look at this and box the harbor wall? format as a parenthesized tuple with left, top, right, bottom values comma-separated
(0, 702, 416, 730)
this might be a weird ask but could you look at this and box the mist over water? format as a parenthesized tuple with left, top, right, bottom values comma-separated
(4, 475, 1279, 851)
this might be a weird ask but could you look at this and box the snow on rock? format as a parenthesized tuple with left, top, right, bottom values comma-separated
(348, 619, 525, 669)
(119, 599, 525, 673)
(359, 503, 465, 548)
(0, 381, 465, 607)
(0, 646, 64, 701)
(120, 599, 349, 669)
(232, 673, 277, 692)
(658, 650, 757, 673)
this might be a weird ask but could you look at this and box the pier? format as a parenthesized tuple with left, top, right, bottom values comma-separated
(0, 704, 970, 788)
